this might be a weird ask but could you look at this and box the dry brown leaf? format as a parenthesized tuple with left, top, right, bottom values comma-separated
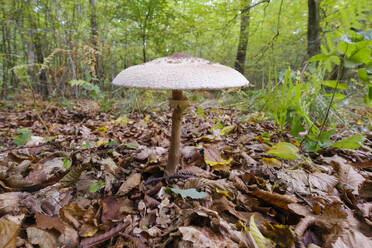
(203, 145, 232, 170)
(251, 189, 297, 209)
(332, 229, 372, 248)
(27, 226, 59, 248)
(181, 146, 198, 159)
(35, 213, 79, 246)
(79, 223, 98, 238)
(101, 196, 121, 223)
(185, 177, 235, 197)
(179, 226, 239, 248)
(59, 202, 96, 230)
(359, 180, 372, 198)
(0, 214, 24, 248)
(277, 170, 337, 196)
(179, 166, 213, 179)
(0, 192, 29, 215)
(36, 213, 66, 233)
(116, 173, 141, 196)
(330, 157, 365, 194)
(100, 157, 120, 176)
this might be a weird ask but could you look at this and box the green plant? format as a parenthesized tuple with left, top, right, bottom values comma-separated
(89, 180, 105, 193)
(69, 80, 115, 112)
(14, 128, 33, 146)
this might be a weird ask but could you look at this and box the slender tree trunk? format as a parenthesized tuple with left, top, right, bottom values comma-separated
(90, 0, 98, 81)
(307, 0, 321, 58)
(34, 36, 48, 100)
(234, 0, 252, 75)
(28, 2, 48, 100)
(1, 25, 8, 97)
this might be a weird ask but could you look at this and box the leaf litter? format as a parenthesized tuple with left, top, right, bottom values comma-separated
(0, 100, 371, 247)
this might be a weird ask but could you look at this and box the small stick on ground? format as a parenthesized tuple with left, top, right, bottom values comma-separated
(81, 221, 130, 248)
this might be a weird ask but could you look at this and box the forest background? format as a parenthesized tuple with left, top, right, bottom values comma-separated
(0, 0, 370, 101)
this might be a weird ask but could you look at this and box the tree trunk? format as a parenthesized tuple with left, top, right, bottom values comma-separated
(234, 0, 252, 75)
(28, 3, 48, 100)
(34, 35, 48, 100)
(1, 25, 8, 97)
(307, 0, 321, 58)
(90, 0, 98, 81)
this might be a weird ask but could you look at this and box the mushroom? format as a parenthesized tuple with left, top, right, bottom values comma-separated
(113, 53, 249, 175)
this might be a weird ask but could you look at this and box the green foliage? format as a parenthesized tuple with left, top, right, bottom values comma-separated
(165, 187, 208, 199)
(267, 142, 300, 160)
(89, 180, 105, 193)
(13, 128, 33, 147)
(63, 158, 72, 169)
(331, 135, 366, 149)
(69, 80, 115, 112)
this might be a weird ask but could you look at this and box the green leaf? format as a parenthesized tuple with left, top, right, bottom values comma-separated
(13, 128, 33, 147)
(63, 158, 72, 169)
(197, 107, 206, 117)
(331, 135, 366, 149)
(267, 142, 300, 160)
(250, 215, 274, 248)
(324, 92, 346, 101)
(89, 180, 105, 193)
(220, 125, 235, 136)
(358, 68, 370, 83)
(358, 29, 372, 41)
(322, 80, 349, 90)
(308, 53, 329, 62)
(349, 47, 371, 64)
(344, 57, 361, 68)
(318, 129, 336, 148)
(165, 187, 208, 199)
(303, 139, 320, 153)
(289, 115, 304, 137)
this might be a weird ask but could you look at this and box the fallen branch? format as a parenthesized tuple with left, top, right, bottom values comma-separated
(144, 173, 195, 184)
(80, 221, 130, 248)
(0, 137, 75, 153)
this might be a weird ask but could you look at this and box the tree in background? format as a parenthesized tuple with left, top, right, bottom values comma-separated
(234, 0, 252, 74)
(307, 0, 321, 58)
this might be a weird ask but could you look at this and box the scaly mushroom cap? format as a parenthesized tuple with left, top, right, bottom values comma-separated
(113, 53, 249, 90)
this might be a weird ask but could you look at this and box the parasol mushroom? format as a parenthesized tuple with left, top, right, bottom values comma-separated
(113, 53, 249, 175)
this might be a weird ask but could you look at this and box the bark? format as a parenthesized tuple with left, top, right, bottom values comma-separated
(34, 36, 48, 100)
(307, 0, 321, 58)
(234, 0, 252, 75)
(166, 90, 188, 175)
(28, 2, 48, 99)
(1, 27, 8, 97)
(90, 0, 98, 80)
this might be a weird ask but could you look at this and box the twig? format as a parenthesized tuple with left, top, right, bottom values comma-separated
(317, 55, 345, 139)
(144, 173, 195, 184)
(80, 221, 130, 248)
(0, 137, 75, 153)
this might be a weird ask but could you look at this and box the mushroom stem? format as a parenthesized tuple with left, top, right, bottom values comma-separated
(165, 90, 188, 175)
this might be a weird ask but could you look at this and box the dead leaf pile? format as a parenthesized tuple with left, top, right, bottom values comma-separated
(0, 100, 371, 247)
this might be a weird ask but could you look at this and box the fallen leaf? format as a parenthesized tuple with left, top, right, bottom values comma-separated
(261, 157, 282, 168)
(0, 214, 24, 248)
(359, 180, 372, 198)
(179, 226, 239, 248)
(165, 187, 208, 199)
(27, 226, 59, 248)
(116, 173, 141, 196)
(267, 142, 299, 160)
(249, 215, 274, 248)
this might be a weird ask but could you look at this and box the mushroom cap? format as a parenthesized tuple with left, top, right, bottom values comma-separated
(113, 53, 249, 90)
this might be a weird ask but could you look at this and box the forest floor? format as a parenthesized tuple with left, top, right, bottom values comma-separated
(0, 97, 371, 248)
